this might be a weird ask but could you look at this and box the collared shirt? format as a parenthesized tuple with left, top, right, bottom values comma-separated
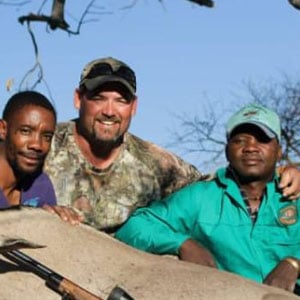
(116, 167, 300, 284)
(44, 120, 202, 231)
(0, 172, 57, 208)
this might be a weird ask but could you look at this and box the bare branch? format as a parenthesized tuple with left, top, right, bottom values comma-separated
(18, 21, 43, 90)
(67, 0, 98, 35)
(168, 100, 228, 169)
(288, 0, 300, 10)
(17, 0, 107, 34)
(186, 0, 214, 7)
(19, 13, 66, 29)
(37, 0, 48, 14)
(121, 0, 139, 10)
(19, 0, 70, 31)
(49, 0, 69, 30)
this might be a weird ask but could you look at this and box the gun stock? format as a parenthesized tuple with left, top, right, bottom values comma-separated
(48, 275, 103, 300)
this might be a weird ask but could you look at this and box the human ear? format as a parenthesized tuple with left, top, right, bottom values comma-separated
(277, 145, 283, 162)
(74, 89, 82, 110)
(0, 119, 7, 141)
(131, 96, 138, 117)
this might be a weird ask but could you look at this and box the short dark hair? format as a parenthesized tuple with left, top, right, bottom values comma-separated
(2, 91, 57, 122)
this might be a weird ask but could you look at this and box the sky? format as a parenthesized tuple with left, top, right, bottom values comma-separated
(0, 0, 300, 171)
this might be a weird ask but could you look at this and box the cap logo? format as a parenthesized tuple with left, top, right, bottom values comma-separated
(243, 110, 258, 117)
(278, 204, 298, 225)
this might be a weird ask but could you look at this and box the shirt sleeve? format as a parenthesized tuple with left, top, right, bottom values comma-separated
(115, 183, 200, 255)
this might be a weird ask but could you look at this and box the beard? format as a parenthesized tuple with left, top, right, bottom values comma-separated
(90, 129, 124, 154)
(93, 126, 121, 144)
(8, 154, 43, 180)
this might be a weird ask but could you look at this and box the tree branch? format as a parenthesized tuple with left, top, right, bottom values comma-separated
(18, 21, 43, 90)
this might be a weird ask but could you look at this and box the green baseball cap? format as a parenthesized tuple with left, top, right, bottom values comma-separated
(226, 103, 281, 142)
(79, 57, 136, 97)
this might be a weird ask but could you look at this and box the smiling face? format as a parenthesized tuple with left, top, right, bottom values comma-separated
(74, 85, 137, 146)
(2, 105, 56, 176)
(226, 124, 282, 183)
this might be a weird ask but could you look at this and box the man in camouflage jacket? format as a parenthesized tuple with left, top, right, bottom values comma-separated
(44, 57, 202, 232)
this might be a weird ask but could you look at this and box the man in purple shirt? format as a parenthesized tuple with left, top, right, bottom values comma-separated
(0, 91, 56, 209)
(0, 91, 82, 224)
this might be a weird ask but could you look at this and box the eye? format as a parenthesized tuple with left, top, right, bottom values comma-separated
(256, 135, 272, 144)
(19, 127, 31, 135)
(88, 95, 106, 102)
(90, 95, 102, 101)
(230, 137, 246, 145)
(42, 133, 54, 142)
(116, 97, 130, 104)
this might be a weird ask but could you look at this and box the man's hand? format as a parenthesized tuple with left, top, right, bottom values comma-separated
(263, 258, 299, 292)
(278, 166, 300, 200)
(42, 205, 84, 225)
(179, 239, 216, 268)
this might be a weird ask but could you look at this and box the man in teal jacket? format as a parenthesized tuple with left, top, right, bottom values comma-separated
(116, 103, 300, 294)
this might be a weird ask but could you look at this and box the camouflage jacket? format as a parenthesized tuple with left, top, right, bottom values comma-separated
(44, 121, 202, 232)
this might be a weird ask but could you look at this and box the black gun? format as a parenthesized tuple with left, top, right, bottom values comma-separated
(4, 249, 133, 300)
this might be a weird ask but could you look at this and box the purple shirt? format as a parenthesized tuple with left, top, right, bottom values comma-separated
(0, 172, 57, 209)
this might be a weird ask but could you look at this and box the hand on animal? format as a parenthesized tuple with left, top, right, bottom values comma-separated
(43, 204, 84, 225)
(263, 258, 299, 292)
(179, 239, 216, 267)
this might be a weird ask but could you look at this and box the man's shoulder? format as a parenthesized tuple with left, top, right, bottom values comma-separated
(45, 120, 78, 169)
(126, 133, 187, 161)
(184, 168, 227, 192)
(50, 120, 75, 148)
(55, 120, 74, 136)
(125, 133, 202, 179)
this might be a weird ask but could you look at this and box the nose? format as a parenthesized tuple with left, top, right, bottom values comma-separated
(243, 138, 259, 152)
(101, 100, 115, 117)
(27, 134, 43, 152)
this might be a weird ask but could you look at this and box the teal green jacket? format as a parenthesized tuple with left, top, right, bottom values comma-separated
(116, 167, 300, 283)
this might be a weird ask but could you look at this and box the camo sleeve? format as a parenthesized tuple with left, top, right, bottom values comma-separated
(126, 134, 203, 198)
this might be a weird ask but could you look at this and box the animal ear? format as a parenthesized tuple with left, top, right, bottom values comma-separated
(0, 119, 7, 141)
